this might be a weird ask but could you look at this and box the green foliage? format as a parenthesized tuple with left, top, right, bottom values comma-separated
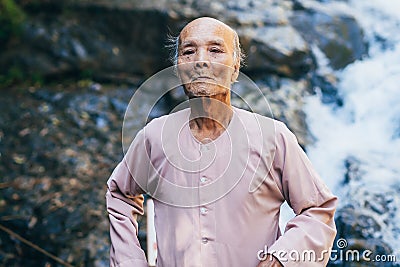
(0, 65, 25, 88)
(0, 0, 29, 88)
(80, 69, 94, 80)
(0, 65, 44, 89)
(0, 0, 26, 44)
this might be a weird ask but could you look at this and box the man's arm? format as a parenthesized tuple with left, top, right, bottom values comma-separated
(266, 122, 337, 266)
(106, 130, 150, 267)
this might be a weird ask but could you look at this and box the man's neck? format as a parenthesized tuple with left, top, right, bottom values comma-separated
(188, 93, 233, 143)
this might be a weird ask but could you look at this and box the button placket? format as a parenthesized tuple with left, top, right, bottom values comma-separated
(198, 142, 216, 253)
(198, 190, 215, 247)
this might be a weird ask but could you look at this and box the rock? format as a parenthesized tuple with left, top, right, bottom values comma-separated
(331, 158, 400, 266)
(226, 9, 287, 28)
(290, 0, 367, 69)
(310, 73, 343, 106)
(0, 86, 123, 266)
(231, 75, 313, 146)
(343, 156, 364, 184)
(2, 1, 172, 80)
(1, 0, 365, 82)
(238, 25, 314, 78)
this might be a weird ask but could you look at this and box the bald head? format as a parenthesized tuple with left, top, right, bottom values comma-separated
(180, 17, 236, 40)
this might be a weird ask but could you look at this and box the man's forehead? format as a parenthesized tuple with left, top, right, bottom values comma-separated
(179, 17, 235, 44)
(181, 37, 225, 46)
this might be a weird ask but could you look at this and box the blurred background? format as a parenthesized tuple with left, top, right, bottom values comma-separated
(0, 0, 399, 266)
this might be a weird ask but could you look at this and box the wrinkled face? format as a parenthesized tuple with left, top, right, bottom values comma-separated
(177, 18, 239, 98)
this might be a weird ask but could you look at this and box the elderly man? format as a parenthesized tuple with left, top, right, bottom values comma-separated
(106, 17, 337, 267)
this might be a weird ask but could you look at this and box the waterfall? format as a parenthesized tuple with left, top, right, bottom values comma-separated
(305, 0, 400, 257)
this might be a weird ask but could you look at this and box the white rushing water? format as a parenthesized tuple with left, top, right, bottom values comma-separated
(304, 0, 400, 255)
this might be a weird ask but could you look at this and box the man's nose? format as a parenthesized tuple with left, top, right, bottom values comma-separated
(194, 49, 210, 68)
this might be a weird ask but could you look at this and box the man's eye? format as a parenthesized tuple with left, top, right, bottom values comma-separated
(210, 48, 223, 53)
(182, 50, 195, 55)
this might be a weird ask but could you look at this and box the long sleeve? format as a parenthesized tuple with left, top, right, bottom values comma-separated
(106, 130, 150, 267)
(268, 122, 337, 266)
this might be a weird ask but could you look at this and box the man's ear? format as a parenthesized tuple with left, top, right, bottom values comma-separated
(231, 63, 240, 83)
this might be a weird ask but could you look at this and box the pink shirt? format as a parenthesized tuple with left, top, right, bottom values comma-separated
(106, 107, 337, 267)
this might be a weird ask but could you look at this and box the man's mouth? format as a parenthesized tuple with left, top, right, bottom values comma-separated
(192, 76, 213, 81)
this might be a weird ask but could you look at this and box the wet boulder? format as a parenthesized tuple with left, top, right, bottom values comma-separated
(290, 1, 367, 69)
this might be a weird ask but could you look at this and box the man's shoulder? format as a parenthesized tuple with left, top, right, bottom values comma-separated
(145, 108, 189, 128)
(142, 108, 189, 141)
(233, 107, 287, 133)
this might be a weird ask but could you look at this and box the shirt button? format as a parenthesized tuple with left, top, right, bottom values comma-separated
(201, 237, 208, 244)
(200, 207, 208, 215)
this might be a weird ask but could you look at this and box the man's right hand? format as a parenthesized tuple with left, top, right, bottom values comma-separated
(256, 254, 283, 267)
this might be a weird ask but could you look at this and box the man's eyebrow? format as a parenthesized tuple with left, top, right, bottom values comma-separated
(181, 41, 195, 48)
(208, 39, 225, 46)
(180, 39, 226, 48)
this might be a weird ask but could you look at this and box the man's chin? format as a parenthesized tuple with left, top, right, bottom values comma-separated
(187, 92, 216, 98)
(185, 88, 226, 98)
(184, 84, 229, 98)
